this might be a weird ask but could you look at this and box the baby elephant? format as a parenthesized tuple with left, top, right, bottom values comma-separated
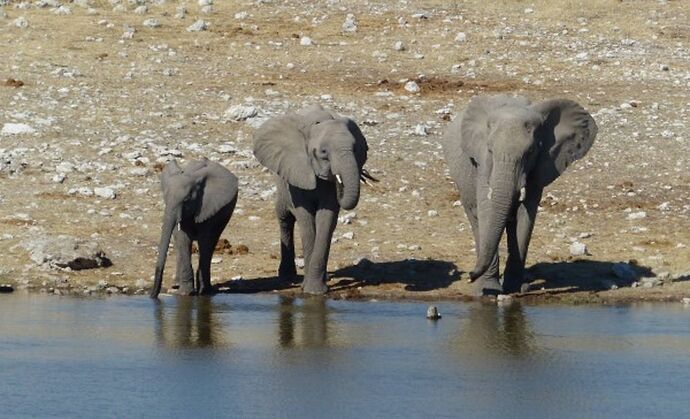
(443, 95, 597, 296)
(151, 158, 238, 298)
(253, 104, 373, 295)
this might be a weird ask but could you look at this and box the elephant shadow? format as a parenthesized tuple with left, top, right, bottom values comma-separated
(330, 258, 460, 292)
(527, 259, 656, 293)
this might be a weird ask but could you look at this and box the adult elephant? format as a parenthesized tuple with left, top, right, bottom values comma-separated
(253, 104, 374, 295)
(442, 95, 597, 295)
(151, 158, 238, 298)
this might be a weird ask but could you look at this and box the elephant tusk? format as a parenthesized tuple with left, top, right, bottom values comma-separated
(519, 187, 526, 202)
(487, 187, 492, 201)
(335, 174, 343, 185)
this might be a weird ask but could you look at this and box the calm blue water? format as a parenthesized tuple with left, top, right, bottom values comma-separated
(1, 293, 690, 418)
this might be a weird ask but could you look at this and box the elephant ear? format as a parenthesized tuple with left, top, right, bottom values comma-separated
(253, 114, 317, 190)
(531, 99, 598, 187)
(191, 161, 239, 224)
(459, 95, 532, 163)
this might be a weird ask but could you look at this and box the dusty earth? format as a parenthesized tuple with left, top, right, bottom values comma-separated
(0, 0, 688, 303)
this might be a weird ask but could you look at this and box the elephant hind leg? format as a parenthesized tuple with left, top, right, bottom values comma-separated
(278, 211, 298, 283)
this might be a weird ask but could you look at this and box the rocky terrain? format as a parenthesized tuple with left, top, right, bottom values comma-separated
(0, 0, 688, 302)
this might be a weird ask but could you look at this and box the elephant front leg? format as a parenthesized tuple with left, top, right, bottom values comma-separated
(174, 229, 195, 295)
(504, 188, 542, 293)
(463, 200, 501, 296)
(302, 207, 337, 295)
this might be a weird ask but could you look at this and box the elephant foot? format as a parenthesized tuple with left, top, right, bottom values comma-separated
(501, 276, 524, 294)
(197, 285, 215, 296)
(302, 279, 328, 295)
(279, 271, 301, 285)
(472, 277, 502, 297)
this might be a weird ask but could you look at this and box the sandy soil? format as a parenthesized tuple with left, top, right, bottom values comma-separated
(0, 0, 688, 303)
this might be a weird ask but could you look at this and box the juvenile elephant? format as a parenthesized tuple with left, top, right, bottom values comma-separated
(253, 104, 373, 295)
(443, 95, 597, 295)
(151, 158, 238, 298)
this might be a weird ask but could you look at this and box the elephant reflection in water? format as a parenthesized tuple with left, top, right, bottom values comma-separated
(154, 297, 226, 349)
(454, 302, 535, 359)
(277, 296, 329, 348)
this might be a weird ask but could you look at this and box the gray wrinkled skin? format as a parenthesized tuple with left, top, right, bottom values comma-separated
(442, 95, 597, 296)
(253, 105, 369, 295)
(151, 158, 238, 298)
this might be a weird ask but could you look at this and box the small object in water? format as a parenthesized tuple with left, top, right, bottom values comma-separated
(0, 284, 14, 293)
(426, 305, 441, 320)
(682, 297, 690, 305)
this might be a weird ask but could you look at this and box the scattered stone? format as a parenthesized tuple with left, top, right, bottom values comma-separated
(51, 5, 71, 15)
(300, 36, 314, 46)
(1, 123, 35, 135)
(143, 18, 161, 29)
(427, 209, 438, 217)
(23, 235, 112, 270)
(600, 279, 619, 290)
(342, 13, 357, 32)
(175, 6, 187, 19)
(627, 211, 647, 220)
(234, 11, 248, 20)
(426, 305, 441, 320)
(223, 104, 258, 121)
(413, 124, 428, 136)
(186, 19, 208, 32)
(393, 41, 406, 51)
(134, 5, 147, 15)
(342, 231, 354, 240)
(13, 16, 28, 28)
(94, 187, 116, 199)
(454, 32, 467, 43)
(569, 241, 588, 256)
(404, 80, 420, 93)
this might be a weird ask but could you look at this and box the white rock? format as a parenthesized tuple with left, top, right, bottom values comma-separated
(175, 6, 187, 19)
(300, 36, 314, 46)
(427, 210, 438, 217)
(187, 19, 208, 32)
(413, 124, 428, 136)
(569, 241, 588, 256)
(68, 187, 93, 197)
(393, 41, 406, 51)
(12, 16, 29, 29)
(1, 123, 35, 135)
(94, 187, 116, 200)
(342, 13, 357, 32)
(627, 211, 647, 220)
(682, 297, 690, 305)
(52, 5, 71, 15)
(404, 80, 420, 93)
(223, 105, 258, 121)
(342, 231, 354, 240)
(234, 11, 248, 20)
(56, 162, 75, 173)
(454, 32, 467, 43)
(217, 144, 238, 154)
(198, 0, 213, 6)
(134, 5, 147, 15)
(143, 18, 161, 28)
(295, 257, 305, 268)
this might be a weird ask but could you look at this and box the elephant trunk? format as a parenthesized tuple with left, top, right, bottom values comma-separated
(151, 213, 177, 298)
(332, 153, 360, 210)
(469, 174, 519, 281)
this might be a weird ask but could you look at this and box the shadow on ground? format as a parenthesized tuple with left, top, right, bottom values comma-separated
(214, 276, 297, 294)
(330, 258, 461, 292)
(527, 259, 656, 293)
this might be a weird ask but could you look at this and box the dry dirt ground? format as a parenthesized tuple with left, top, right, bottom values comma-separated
(0, 0, 688, 303)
